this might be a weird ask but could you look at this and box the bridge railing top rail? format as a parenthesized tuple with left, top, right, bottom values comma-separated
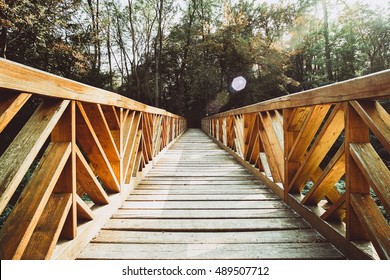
(0, 58, 182, 118)
(204, 70, 390, 118)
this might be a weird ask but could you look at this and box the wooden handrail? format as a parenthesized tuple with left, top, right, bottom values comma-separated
(0, 59, 186, 259)
(205, 69, 390, 117)
(0, 58, 180, 117)
(202, 70, 390, 259)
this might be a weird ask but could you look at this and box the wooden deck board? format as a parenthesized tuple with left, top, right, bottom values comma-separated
(103, 218, 311, 231)
(131, 189, 272, 194)
(136, 185, 267, 190)
(140, 180, 262, 185)
(126, 194, 279, 201)
(77, 243, 343, 260)
(121, 200, 287, 209)
(112, 209, 299, 219)
(77, 129, 344, 260)
(90, 229, 324, 243)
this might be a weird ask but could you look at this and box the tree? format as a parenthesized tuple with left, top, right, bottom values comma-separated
(86, 0, 101, 71)
(0, 0, 8, 58)
(154, 0, 163, 107)
(322, 0, 333, 81)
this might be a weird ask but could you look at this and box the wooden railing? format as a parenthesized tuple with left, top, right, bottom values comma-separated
(0, 59, 186, 259)
(202, 70, 390, 259)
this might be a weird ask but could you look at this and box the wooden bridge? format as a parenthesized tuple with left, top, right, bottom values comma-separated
(0, 59, 389, 260)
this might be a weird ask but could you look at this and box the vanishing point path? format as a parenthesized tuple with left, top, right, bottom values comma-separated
(77, 129, 344, 259)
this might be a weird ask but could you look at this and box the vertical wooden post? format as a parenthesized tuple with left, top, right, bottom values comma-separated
(283, 108, 299, 202)
(172, 118, 175, 141)
(215, 118, 218, 139)
(220, 118, 222, 141)
(345, 102, 370, 241)
(168, 116, 171, 145)
(119, 108, 124, 189)
(212, 119, 216, 138)
(152, 114, 157, 155)
(222, 117, 227, 146)
(51, 101, 76, 239)
(161, 116, 166, 148)
(227, 116, 233, 149)
(215, 118, 218, 141)
(243, 114, 249, 158)
(175, 118, 178, 138)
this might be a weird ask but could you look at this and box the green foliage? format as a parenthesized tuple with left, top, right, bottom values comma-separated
(0, 205, 12, 229)
(2, 0, 88, 75)
(0, 0, 388, 120)
(287, 0, 390, 89)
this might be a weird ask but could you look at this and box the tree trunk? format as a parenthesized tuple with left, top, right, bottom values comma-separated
(115, 13, 131, 91)
(154, 0, 164, 107)
(87, 0, 97, 70)
(322, 0, 333, 81)
(0, 26, 7, 58)
(87, 0, 100, 71)
(96, 0, 101, 72)
(179, 0, 196, 113)
(127, 0, 141, 100)
(106, 18, 113, 91)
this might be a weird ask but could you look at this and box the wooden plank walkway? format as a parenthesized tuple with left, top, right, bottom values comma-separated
(77, 129, 344, 260)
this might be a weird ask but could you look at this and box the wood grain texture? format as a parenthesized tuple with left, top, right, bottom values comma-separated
(0, 58, 183, 118)
(259, 112, 284, 182)
(287, 105, 331, 162)
(321, 193, 346, 222)
(75, 147, 110, 205)
(103, 218, 310, 231)
(0, 142, 71, 259)
(51, 102, 77, 240)
(0, 92, 31, 133)
(76, 195, 94, 221)
(350, 143, 390, 214)
(82, 103, 120, 162)
(121, 200, 286, 209)
(345, 103, 370, 241)
(126, 194, 278, 201)
(302, 145, 345, 205)
(22, 193, 72, 260)
(288, 104, 345, 193)
(0, 99, 69, 214)
(350, 194, 390, 259)
(350, 100, 390, 151)
(78, 243, 343, 260)
(258, 126, 282, 182)
(112, 209, 298, 219)
(76, 102, 120, 192)
(91, 229, 323, 244)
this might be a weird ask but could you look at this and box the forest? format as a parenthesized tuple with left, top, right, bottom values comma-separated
(0, 0, 389, 126)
